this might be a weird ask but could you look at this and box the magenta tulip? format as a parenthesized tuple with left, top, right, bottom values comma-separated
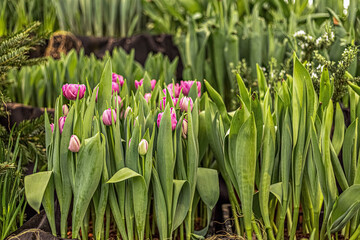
(59, 116, 66, 134)
(179, 97, 193, 112)
(62, 84, 86, 100)
(102, 108, 116, 126)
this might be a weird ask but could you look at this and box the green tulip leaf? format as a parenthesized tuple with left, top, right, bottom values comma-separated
(196, 168, 219, 210)
(25, 171, 53, 213)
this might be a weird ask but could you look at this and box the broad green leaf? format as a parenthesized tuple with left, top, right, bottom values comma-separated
(235, 113, 256, 239)
(72, 133, 105, 238)
(269, 182, 283, 204)
(332, 103, 345, 156)
(157, 106, 175, 227)
(98, 59, 112, 114)
(319, 67, 331, 108)
(204, 80, 230, 128)
(172, 180, 191, 232)
(25, 171, 53, 213)
(348, 81, 360, 96)
(152, 169, 168, 239)
(236, 73, 251, 111)
(108, 167, 142, 183)
(328, 185, 360, 233)
(343, 119, 358, 184)
(259, 108, 276, 231)
(256, 64, 267, 99)
(196, 168, 219, 210)
(143, 71, 152, 93)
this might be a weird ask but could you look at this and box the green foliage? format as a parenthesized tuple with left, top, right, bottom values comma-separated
(0, 133, 27, 240)
(7, 48, 178, 108)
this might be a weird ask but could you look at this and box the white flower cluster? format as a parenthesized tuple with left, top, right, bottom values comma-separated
(315, 31, 335, 47)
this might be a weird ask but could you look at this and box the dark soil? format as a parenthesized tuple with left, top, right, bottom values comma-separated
(0, 102, 54, 129)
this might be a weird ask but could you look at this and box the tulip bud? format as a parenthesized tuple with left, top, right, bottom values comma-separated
(182, 119, 188, 138)
(157, 107, 177, 131)
(59, 116, 66, 134)
(112, 82, 120, 93)
(151, 80, 156, 90)
(135, 79, 143, 89)
(62, 84, 86, 100)
(180, 81, 201, 97)
(68, 135, 81, 152)
(160, 97, 178, 110)
(62, 104, 69, 116)
(102, 108, 116, 126)
(179, 97, 193, 112)
(124, 107, 132, 119)
(144, 93, 151, 103)
(50, 123, 54, 133)
(112, 73, 124, 86)
(115, 96, 123, 108)
(128, 138, 131, 148)
(94, 87, 99, 102)
(138, 139, 149, 156)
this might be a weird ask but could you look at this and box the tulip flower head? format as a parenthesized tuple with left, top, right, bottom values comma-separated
(112, 73, 124, 86)
(138, 139, 149, 156)
(102, 108, 116, 126)
(68, 135, 81, 152)
(164, 83, 181, 98)
(182, 119, 188, 139)
(160, 96, 178, 110)
(62, 104, 69, 116)
(180, 81, 201, 97)
(112, 82, 120, 93)
(50, 123, 54, 133)
(135, 79, 143, 89)
(157, 107, 177, 130)
(59, 116, 66, 134)
(94, 87, 99, 102)
(124, 106, 132, 119)
(115, 96, 123, 108)
(62, 84, 86, 100)
(151, 79, 156, 90)
(144, 93, 151, 103)
(179, 97, 193, 112)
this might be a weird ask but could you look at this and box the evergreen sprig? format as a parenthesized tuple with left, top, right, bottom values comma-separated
(0, 22, 48, 171)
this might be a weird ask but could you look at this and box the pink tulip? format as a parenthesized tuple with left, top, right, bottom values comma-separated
(151, 80, 157, 90)
(160, 97, 178, 110)
(102, 108, 116, 126)
(182, 119, 188, 139)
(59, 116, 66, 134)
(115, 96, 123, 108)
(112, 82, 119, 93)
(68, 135, 81, 152)
(144, 93, 151, 103)
(164, 83, 181, 98)
(180, 81, 201, 97)
(135, 79, 144, 89)
(179, 97, 193, 112)
(62, 84, 86, 100)
(94, 87, 99, 102)
(124, 107, 132, 119)
(157, 107, 177, 131)
(50, 123, 54, 133)
(112, 73, 124, 86)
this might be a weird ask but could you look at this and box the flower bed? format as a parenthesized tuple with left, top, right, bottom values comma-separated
(20, 54, 360, 240)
